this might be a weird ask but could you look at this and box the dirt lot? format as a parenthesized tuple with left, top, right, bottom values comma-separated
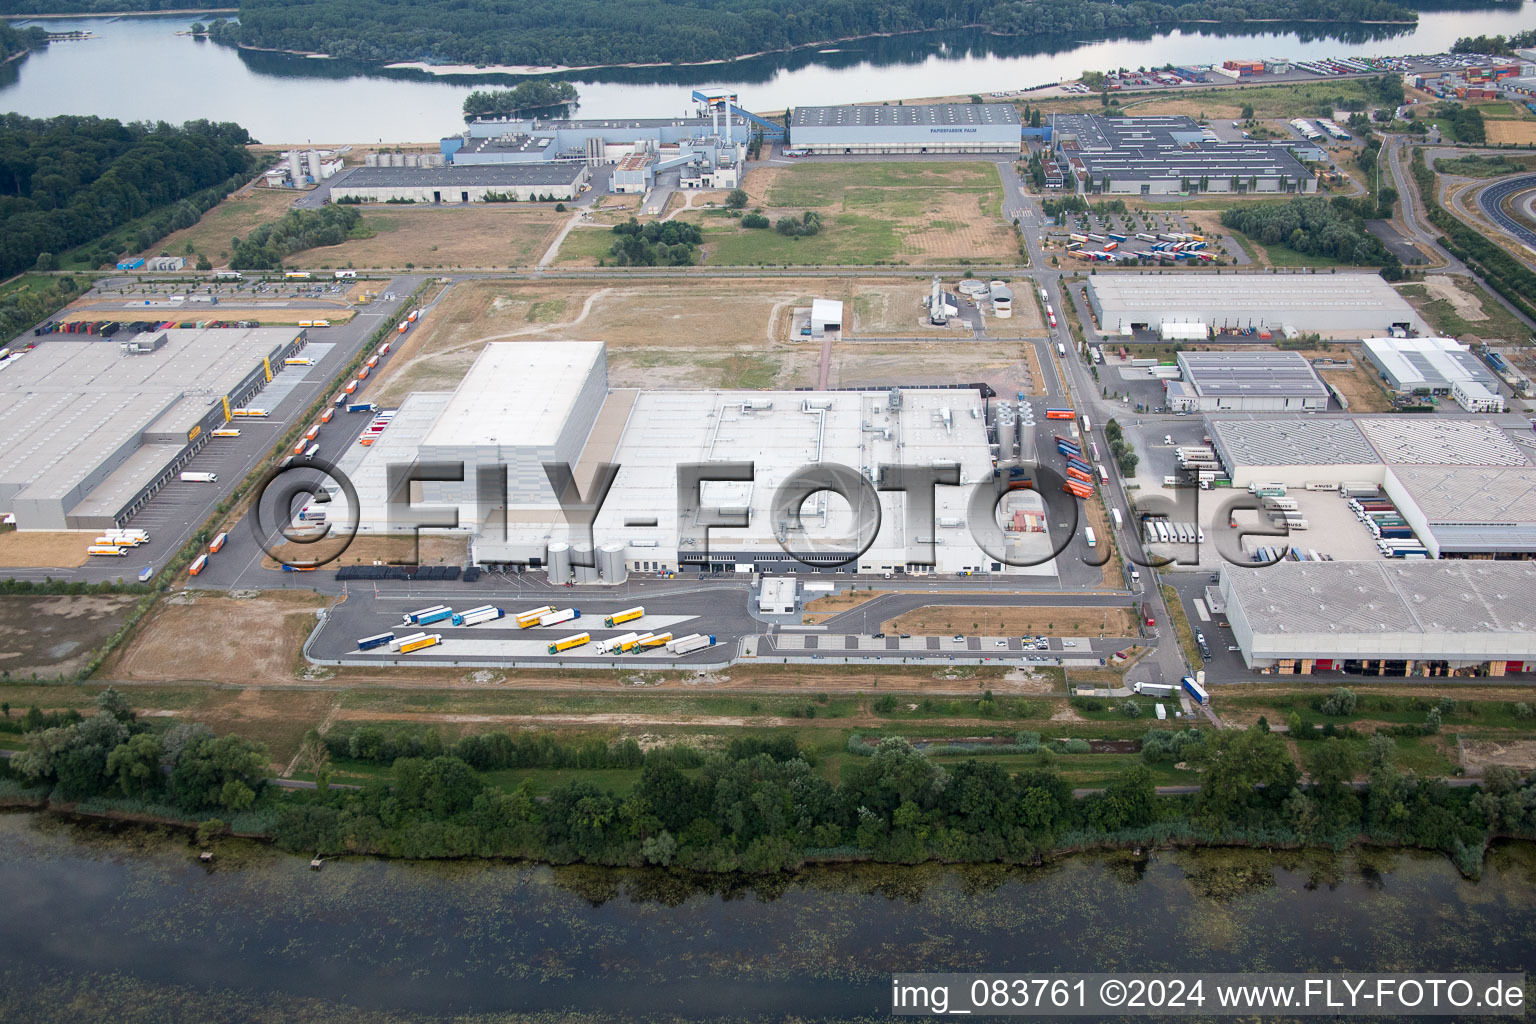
(106, 590, 329, 684)
(0, 595, 140, 679)
(1462, 738, 1536, 773)
(260, 534, 468, 569)
(1422, 274, 1487, 321)
(1486, 121, 1536, 146)
(1319, 364, 1394, 413)
(0, 531, 92, 568)
(375, 277, 1051, 400)
(802, 590, 884, 624)
(287, 206, 567, 269)
(884, 605, 1138, 636)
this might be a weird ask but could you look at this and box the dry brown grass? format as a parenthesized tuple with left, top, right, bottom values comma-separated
(107, 591, 328, 684)
(259, 534, 467, 569)
(288, 206, 567, 269)
(801, 590, 884, 624)
(1319, 364, 1394, 413)
(0, 531, 93, 568)
(1086, 496, 1121, 587)
(1462, 738, 1536, 773)
(135, 188, 297, 267)
(1486, 121, 1536, 146)
(883, 605, 1137, 636)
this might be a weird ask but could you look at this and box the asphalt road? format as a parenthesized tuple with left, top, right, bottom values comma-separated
(1475, 173, 1536, 252)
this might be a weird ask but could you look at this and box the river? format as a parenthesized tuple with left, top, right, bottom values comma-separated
(1, 8, 1535, 142)
(0, 813, 1532, 1021)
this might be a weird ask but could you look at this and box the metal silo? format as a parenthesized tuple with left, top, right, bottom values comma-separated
(546, 542, 571, 583)
(572, 542, 599, 584)
(598, 543, 627, 584)
(306, 150, 322, 181)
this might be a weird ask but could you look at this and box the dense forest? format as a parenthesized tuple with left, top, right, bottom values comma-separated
(462, 81, 578, 119)
(7, 689, 1536, 877)
(607, 217, 702, 266)
(1220, 196, 1400, 267)
(202, 0, 1415, 69)
(0, 19, 47, 62)
(228, 203, 360, 269)
(0, 114, 255, 279)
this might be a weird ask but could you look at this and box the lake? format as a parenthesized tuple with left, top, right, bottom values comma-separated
(0, 7, 1534, 142)
(0, 813, 1532, 1021)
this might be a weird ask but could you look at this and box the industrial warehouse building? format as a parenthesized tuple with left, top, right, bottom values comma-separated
(0, 327, 305, 530)
(1050, 114, 1318, 195)
(1168, 351, 1328, 412)
(331, 341, 1042, 578)
(1221, 561, 1536, 676)
(1086, 274, 1426, 339)
(1362, 336, 1502, 405)
(1206, 414, 1528, 488)
(1383, 466, 1536, 560)
(328, 164, 589, 204)
(789, 103, 1022, 154)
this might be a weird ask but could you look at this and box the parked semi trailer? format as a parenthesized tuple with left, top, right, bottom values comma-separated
(452, 605, 505, 626)
(514, 606, 554, 628)
(666, 633, 716, 655)
(357, 632, 394, 651)
(180, 472, 217, 483)
(604, 606, 644, 628)
(1133, 682, 1176, 697)
(539, 608, 581, 627)
(400, 634, 442, 654)
(402, 604, 451, 626)
(547, 632, 590, 654)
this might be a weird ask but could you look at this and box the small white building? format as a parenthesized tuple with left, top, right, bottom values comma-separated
(758, 577, 797, 614)
(810, 299, 844, 338)
(1452, 378, 1504, 413)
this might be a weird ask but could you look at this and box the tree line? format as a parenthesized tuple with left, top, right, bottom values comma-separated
(1220, 196, 1399, 268)
(1451, 30, 1536, 55)
(228, 204, 361, 269)
(0, 113, 255, 280)
(0, 19, 47, 62)
(200, 0, 1415, 70)
(8, 695, 1536, 878)
(462, 81, 578, 119)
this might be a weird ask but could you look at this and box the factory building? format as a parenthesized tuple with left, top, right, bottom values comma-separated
(1170, 351, 1329, 412)
(332, 342, 1042, 578)
(789, 103, 1022, 154)
(442, 104, 750, 192)
(1051, 114, 1317, 196)
(328, 164, 589, 203)
(0, 327, 305, 530)
(1221, 561, 1536, 676)
(1086, 274, 1425, 340)
(1361, 336, 1502, 400)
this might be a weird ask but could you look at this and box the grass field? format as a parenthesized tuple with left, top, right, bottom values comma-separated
(1118, 79, 1388, 121)
(130, 188, 297, 268)
(1486, 121, 1536, 146)
(1433, 153, 1536, 177)
(678, 161, 1015, 266)
(287, 206, 567, 269)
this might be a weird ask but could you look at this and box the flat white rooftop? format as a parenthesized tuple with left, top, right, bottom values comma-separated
(422, 341, 605, 450)
(1089, 275, 1425, 334)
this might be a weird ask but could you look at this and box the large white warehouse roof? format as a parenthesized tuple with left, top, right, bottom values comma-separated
(1087, 274, 1425, 336)
(423, 341, 606, 449)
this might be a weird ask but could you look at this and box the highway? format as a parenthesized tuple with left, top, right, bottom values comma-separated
(1475, 172, 1536, 252)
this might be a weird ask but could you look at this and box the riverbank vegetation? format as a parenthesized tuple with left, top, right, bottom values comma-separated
(203, 0, 1414, 70)
(5, 689, 1534, 878)
(0, 20, 47, 62)
(0, 113, 255, 279)
(461, 81, 577, 119)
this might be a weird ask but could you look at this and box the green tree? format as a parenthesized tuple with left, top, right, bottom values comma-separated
(725, 188, 748, 209)
(106, 733, 164, 798)
(1194, 727, 1299, 829)
(169, 734, 270, 811)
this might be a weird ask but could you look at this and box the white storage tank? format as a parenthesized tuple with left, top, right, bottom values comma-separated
(598, 542, 628, 584)
(572, 542, 599, 584)
(546, 541, 571, 583)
